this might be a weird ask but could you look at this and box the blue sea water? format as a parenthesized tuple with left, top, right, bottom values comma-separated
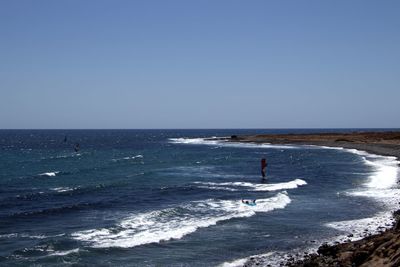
(0, 129, 399, 266)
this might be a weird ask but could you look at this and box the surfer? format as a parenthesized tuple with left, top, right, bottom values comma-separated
(63, 135, 67, 143)
(261, 158, 267, 179)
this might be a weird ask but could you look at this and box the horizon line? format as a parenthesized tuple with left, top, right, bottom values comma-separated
(0, 127, 399, 131)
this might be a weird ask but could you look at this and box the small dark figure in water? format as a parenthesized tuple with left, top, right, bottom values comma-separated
(74, 143, 80, 152)
(63, 135, 67, 143)
(261, 158, 267, 179)
(242, 199, 256, 205)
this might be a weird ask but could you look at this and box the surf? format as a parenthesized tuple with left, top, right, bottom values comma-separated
(71, 192, 291, 248)
(194, 179, 307, 192)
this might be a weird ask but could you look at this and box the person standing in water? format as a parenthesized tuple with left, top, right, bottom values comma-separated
(74, 143, 80, 152)
(261, 158, 267, 179)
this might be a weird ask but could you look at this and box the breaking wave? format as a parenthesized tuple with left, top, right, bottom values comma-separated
(343, 149, 400, 209)
(72, 192, 291, 248)
(194, 179, 307, 192)
(38, 171, 60, 177)
(50, 187, 76, 193)
(112, 154, 144, 162)
(169, 137, 300, 149)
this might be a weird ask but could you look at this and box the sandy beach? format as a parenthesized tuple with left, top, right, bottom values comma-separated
(227, 131, 400, 266)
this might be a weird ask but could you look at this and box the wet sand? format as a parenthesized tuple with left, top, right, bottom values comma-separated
(227, 131, 400, 267)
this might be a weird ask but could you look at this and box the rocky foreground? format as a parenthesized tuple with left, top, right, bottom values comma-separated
(229, 131, 400, 267)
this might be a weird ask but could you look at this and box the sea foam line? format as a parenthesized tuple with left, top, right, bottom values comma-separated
(296, 145, 400, 242)
(50, 187, 76, 193)
(323, 147, 400, 246)
(325, 212, 396, 242)
(218, 252, 278, 267)
(169, 137, 300, 149)
(71, 192, 291, 248)
(0, 233, 66, 239)
(46, 248, 80, 257)
(194, 179, 307, 192)
(327, 147, 400, 209)
(112, 154, 143, 162)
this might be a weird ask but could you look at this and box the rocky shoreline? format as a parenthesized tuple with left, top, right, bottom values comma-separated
(227, 131, 400, 267)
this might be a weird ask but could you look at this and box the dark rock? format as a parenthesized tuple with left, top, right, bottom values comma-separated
(317, 243, 338, 257)
(335, 138, 353, 142)
(353, 250, 369, 265)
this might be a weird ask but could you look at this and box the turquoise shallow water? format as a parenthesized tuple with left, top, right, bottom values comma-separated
(0, 129, 399, 266)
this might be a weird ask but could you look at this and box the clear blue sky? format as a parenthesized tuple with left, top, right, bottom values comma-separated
(1, 0, 399, 129)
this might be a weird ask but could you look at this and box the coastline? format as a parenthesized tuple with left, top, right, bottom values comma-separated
(226, 131, 400, 267)
(227, 131, 400, 159)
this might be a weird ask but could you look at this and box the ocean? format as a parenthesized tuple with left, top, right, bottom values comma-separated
(0, 129, 399, 266)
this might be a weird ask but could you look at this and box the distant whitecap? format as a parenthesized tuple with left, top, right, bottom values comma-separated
(38, 171, 59, 177)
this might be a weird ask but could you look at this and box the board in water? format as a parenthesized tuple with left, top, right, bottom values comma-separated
(241, 199, 256, 206)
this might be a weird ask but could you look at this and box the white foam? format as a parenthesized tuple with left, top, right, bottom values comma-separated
(308, 145, 400, 208)
(359, 156, 399, 189)
(195, 179, 307, 192)
(348, 188, 400, 209)
(340, 148, 400, 214)
(47, 248, 80, 257)
(325, 212, 395, 242)
(165, 166, 245, 180)
(51, 187, 75, 193)
(41, 153, 83, 160)
(219, 258, 248, 267)
(0, 233, 18, 239)
(313, 146, 399, 191)
(0, 233, 66, 239)
(21, 234, 48, 239)
(169, 138, 220, 145)
(322, 147, 400, 250)
(112, 155, 144, 162)
(169, 138, 300, 149)
(72, 192, 291, 248)
(196, 185, 239, 192)
(218, 252, 277, 267)
(39, 171, 59, 177)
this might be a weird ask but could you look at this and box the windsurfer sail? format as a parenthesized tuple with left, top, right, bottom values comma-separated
(261, 158, 267, 178)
